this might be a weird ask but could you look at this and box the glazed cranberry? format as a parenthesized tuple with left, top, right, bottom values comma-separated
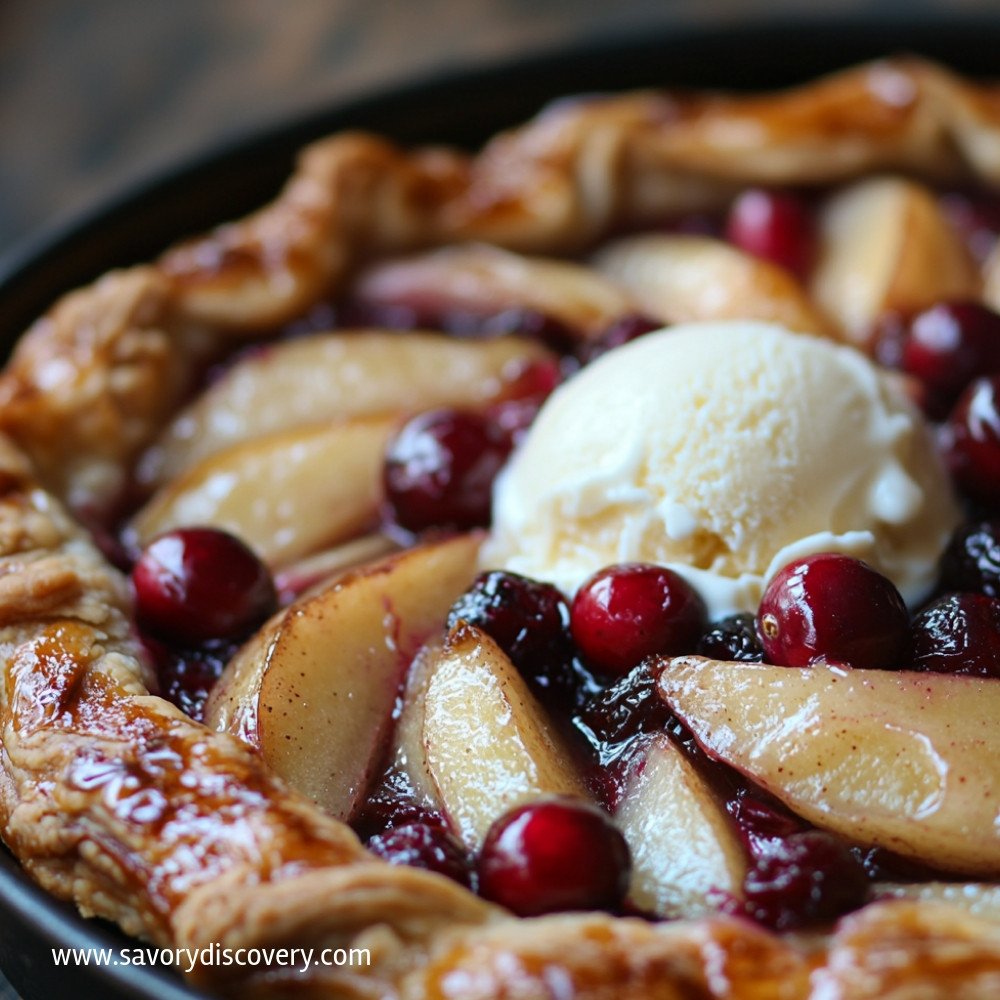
(697, 613, 764, 662)
(742, 831, 868, 931)
(142, 635, 236, 722)
(573, 660, 672, 756)
(900, 302, 1000, 415)
(486, 358, 562, 445)
(757, 554, 909, 670)
(570, 564, 706, 676)
(477, 798, 631, 916)
(367, 821, 474, 887)
(911, 592, 1000, 677)
(724, 188, 815, 279)
(939, 520, 1000, 598)
(383, 408, 512, 532)
(728, 790, 807, 856)
(577, 313, 663, 364)
(447, 571, 595, 710)
(132, 528, 276, 645)
(940, 189, 1000, 264)
(942, 376, 1000, 506)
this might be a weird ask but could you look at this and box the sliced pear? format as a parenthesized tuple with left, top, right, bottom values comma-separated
(389, 637, 446, 809)
(616, 732, 747, 918)
(273, 533, 400, 604)
(350, 243, 637, 339)
(204, 532, 483, 820)
(422, 622, 590, 849)
(138, 331, 551, 487)
(811, 176, 979, 344)
(591, 233, 831, 336)
(129, 415, 397, 567)
(872, 882, 1000, 921)
(657, 655, 1000, 876)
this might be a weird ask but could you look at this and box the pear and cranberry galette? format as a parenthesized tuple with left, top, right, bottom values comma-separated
(9, 57, 1000, 998)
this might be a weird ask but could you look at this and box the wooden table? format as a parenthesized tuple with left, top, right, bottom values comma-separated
(1, 2, 999, 998)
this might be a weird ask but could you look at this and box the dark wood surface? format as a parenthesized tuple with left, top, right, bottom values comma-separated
(2, 3, 1000, 1000)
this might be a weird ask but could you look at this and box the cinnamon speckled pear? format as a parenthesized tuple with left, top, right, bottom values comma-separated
(204, 532, 483, 820)
(138, 331, 552, 486)
(422, 622, 590, 850)
(811, 176, 980, 343)
(657, 655, 1000, 876)
(616, 732, 747, 918)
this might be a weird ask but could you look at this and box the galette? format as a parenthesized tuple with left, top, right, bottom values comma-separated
(6, 56, 1000, 998)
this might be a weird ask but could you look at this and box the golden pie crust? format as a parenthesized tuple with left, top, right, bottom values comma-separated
(4, 57, 1000, 998)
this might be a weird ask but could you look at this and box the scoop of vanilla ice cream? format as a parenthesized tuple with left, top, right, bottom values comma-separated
(483, 321, 960, 617)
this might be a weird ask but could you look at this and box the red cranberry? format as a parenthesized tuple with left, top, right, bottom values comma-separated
(383, 408, 512, 532)
(447, 571, 596, 711)
(757, 554, 910, 670)
(570, 564, 706, 676)
(132, 528, 276, 645)
(477, 797, 631, 916)
(142, 634, 236, 722)
(911, 592, 1000, 678)
(486, 358, 562, 446)
(697, 613, 764, 662)
(577, 313, 663, 364)
(724, 188, 816, 279)
(939, 520, 1000, 598)
(727, 789, 807, 857)
(940, 189, 1000, 265)
(367, 821, 474, 887)
(573, 660, 672, 756)
(901, 301, 1000, 416)
(943, 376, 1000, 506)
(742, 831, 868, 931)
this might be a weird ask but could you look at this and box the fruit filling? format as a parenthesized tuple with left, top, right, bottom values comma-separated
(106, 176, 1000, 932)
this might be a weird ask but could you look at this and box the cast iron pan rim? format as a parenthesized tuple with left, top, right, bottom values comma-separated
(2, 14, 1000, 1000)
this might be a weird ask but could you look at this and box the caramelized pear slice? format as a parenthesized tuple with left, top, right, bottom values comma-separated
(139, 331, 551, 487)
(616, 733, 747, 918)
(657, 655, 1000, 876)
(130, 415, 397, 567)
(351, 243, 637, 339)
(422, 622, 589, 850)
(592, 233, 831, 336)
(811, 177, 979, 344)
(204, 532, 482, 820)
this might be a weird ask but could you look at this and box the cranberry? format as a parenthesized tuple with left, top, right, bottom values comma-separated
(142, 634, 236, 722)
(940, 189, 1000, 265)
(900, 301, 1000, 416)
(447, 571, 596, 711)
(383, 408, 512, 532)
(724, 188, 816, 279)
(367, 821, 474, 887)
(697, 613, 764, 662)
(477, 798, 630, 916)
(757, 554, 909, 670)
(728, 790, 807, 856)
(943, 376, 1000, 507)
(132, 528, 276, 645)
(870, 311, 910, 370)
(577, 313, 663, 364)
(570, 564, 706, 676)
(939, 520, 1000, 598)
(573, 660, 672, 757)
(910, 592, 1000, 678)
(742, 831, 868, 931)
